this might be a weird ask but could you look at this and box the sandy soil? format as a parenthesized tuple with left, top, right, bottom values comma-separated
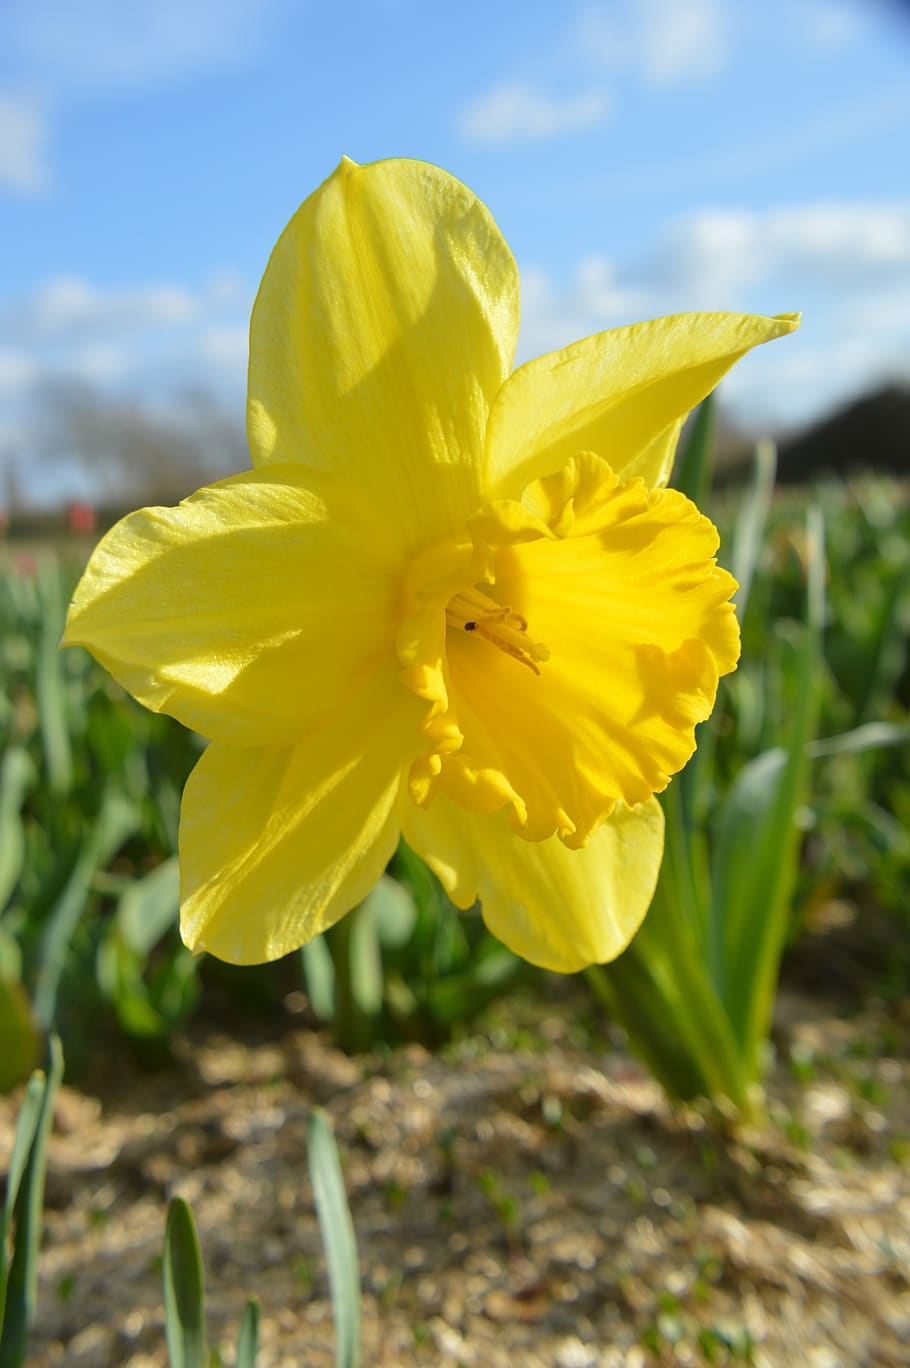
(3, 972, 909, 1368)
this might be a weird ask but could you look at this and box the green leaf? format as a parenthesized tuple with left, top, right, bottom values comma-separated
(308, 1108, 360, 1368)
(714, 507, 825, 1077)
(0, 1077, 43, 1335)
(33, 782, 139, 1030)
(0, 979, 40, 1094)
(347, 899, 383, 1020)
(808, 720, 910, 760)
(327, 900, 381, 1052)
(424, 949, 522, 1028)
(672, 395, 715, 505)
(365, 875, 416, 950)
(162, 1197, 207, 1368)
(0, 749, 33, 914)
(301, 936, 335, 1023)
(235, 1297, 261, 1368)
(35, 561, 72, 798)
(0, 1034, 63, 1368)
(731, 439, 776, 620)
(117, 857, 180, 955)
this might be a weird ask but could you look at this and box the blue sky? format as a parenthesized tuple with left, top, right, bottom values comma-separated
(1, 0, 909, 502)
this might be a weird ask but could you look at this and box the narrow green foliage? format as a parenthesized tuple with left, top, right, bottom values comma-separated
(0, 551, 202, 1068)
(162, 1197, 207, 1368)
(308, 1108, 361, 1368)
(0, 1035, 63, 1368)
(0, 978, 40, 1093)
(33, 782, 139, 1030)
(673, 394, 715, 508)
(587, 417, 829, 1118)
(730, 438, 776, 619)
(35, 561, 73, 798)
(0, 749, 33, 914)
(151, 1124, 359, 1367)
(301, 933, 337, 1023)
(307, 858, 526, 1051)
(234, 1298, 261, 1368)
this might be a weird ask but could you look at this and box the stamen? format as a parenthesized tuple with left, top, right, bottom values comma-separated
(447, 586, 550, 675)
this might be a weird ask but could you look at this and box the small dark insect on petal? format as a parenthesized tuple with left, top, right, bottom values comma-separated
(464, 621, 476, 631)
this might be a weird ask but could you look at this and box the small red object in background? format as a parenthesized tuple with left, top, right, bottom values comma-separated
(67, 501, 97, 535)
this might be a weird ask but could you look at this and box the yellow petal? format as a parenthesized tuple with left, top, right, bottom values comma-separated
(248, 157, 520, 554)
(180, 670, 424, 963)
(484, 311, 800, 499)
(442, 454, 739, 841)
(63, 465, 401, 745)
(403, 793, 664, 972)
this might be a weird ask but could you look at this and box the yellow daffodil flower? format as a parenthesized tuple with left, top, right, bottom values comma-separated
(63, 158, 798, 973)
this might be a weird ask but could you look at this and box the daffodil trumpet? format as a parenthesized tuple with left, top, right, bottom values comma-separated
(63, 157, 798, 973)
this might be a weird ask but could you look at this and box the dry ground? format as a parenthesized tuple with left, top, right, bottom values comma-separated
(3, 969, 909, 1368)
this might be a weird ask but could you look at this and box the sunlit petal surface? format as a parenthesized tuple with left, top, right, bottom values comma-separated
(403, 793, 664, 972)
(63, 465, 400, 746)
(180, 671, 425, 962)
(248, 157, 520, 553)
(63, 157, 798, 970)
(484, 312, 800, 499)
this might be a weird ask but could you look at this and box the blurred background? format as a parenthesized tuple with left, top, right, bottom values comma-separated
(1, 0, 909, 515)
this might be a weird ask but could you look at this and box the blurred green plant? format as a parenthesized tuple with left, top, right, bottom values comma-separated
(2, 418, 908, 1083)
(161, 1108, 358, 1367)
(308, 1107, 362, 1368)
(163, 1197, 260, 1368)
(302, 850, 528, 1053)
(0, 1035, 63, 1368)
(1, 1056, 359, 1367)
(586, 403, 910, 1116)
(0, 552, 203, 1083)
(1, 549, 531, 1075)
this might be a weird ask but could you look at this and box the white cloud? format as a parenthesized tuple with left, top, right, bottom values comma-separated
(13, 277, 199, 341)
(4, 0, 273, 91)
(517, 260, 653, 360)
(649, 203, 910, 305)
(0, 347, 39, 395)
(576, 0, 730, 86)
(459, 0, 728, 149)
(0, 273, 253, 449)
(459, 80, 610, 145)
(722, 332, 910, 428)
(66, 343, 131, 385)
(518, 200, 910, 427)
(200, 325, 249, 374)
(0, 93, 49, 195)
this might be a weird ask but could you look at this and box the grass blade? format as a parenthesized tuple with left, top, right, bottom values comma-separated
(715, 506, 825, 1078)
(731, 439, 777, 620)
(0, 1078, 43, 1332)
(0, 1034, 63, 1368)
(673, 395, 715, 505)
(0, 749, 33, 914)
(33, 782, 138, 1030)
(162, 1197, 207, 1368)
(301, 936, 336, 1023)
(308, 1108, 360, 1368)
(36, 562, 72, 798)
(235, 1297, 261, 1368)
(0, 979, 40, 1093)
(807, 720, 910, 759)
